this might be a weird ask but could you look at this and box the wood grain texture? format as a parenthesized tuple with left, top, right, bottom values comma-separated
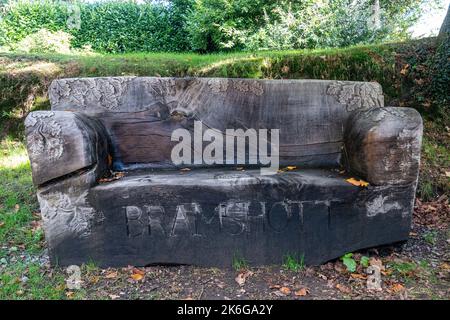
(344, 107, 423, 185)
(40, 168, 416, 267)
(23, 77, 424, 267)
(25, 111, 110, 185)
(49, 77, 384, 169)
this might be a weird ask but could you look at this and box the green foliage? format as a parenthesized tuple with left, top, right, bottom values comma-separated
(0, 261, 66, 299)
(0, 0, 192, 53)
(429, 6, 450, 122)
(0, 0, 439, 53)
(341, 253, 371, 272)
(388, 261, 417, 278)
(0, 139, 40, 252)
(12, 29, 73, 54)
(423, 230, 438, 245)
(185, 0, 434, 52)
(419, 134, 450, 200)
(341, 253, 357, 272)
(360, 256, 370, 268)
(232, 252, 248, 271)
(282, 253, 305, 272)
(0, 0, 69, 45)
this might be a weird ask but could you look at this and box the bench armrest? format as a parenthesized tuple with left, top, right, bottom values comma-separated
(344, 107, 423, 186)
(25, 111, 110, 186)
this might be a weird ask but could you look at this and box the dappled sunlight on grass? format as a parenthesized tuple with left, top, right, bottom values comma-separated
(10, 62, 62, 77)
(0, 139, 30, 170)
(0, 139, 39, 251)
(0, 57, 62, 76)
(196, 56, 263, 75)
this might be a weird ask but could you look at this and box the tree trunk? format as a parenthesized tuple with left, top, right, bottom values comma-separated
(438, 4, 450, 39)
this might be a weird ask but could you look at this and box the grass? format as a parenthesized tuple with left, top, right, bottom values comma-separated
(282, 254, 305, 272)
(0, 43, 399, 78)
(0, 261, 66, 299)
(419, 130, 450, 200)
(232, 253, 249, 271)
(0, 138, 41, 253)
(423, 230, 438, 245)
(0, 138, 70, 299)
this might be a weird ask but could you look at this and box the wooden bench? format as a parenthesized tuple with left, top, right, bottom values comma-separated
(25, 77, 423, 267)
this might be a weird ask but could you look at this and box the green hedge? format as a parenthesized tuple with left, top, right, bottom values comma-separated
(0, 0, 191, 53)
(0, 0, 434, 53)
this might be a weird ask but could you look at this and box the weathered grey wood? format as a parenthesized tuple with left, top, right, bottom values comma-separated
(49, 78, 384, 170)
(344, 107, 423, 185)
(38, 168, 415, 267)
(24, 77, 423, 268)
(25, 111, 110, 186)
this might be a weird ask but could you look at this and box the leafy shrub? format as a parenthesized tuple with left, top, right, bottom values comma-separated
(0, 0, 442, 53)
(12, 29, 73, 54)
(0, 0, 192, 53)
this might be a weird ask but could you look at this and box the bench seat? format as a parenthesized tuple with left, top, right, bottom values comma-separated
(43, 168, 414, 267)
(25, 77, 423, 267)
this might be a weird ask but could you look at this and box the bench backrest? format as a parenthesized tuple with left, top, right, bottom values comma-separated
(49, 77, 384, 170)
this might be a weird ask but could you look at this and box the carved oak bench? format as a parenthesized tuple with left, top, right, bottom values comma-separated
(25, 77, 423, 267)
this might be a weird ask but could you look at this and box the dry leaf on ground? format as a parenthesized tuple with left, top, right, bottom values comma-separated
(336, 284, 351, 294)
(279, 287, 291, 295)
(294, 288, 309, 296)
(390, 283, 405, 293)
(235, 271, 253, 286)
(105, 271, 118, 279)
(130, 273, 144, 281)
(346, 178, 369, 187)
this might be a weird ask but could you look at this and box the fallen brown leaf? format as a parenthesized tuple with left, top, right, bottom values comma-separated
(391, 283, 405, 293)
(381, 269, 392, 276)
(279, 287, 291, 295)
(317, 273, 327, 280)
(130, 273, 144, 281)
(105, 271, 118, 279)
(440, 263, 450, 270)
(294, 288, 309, 296)
(132, 268, 145, 275)
(346, 178, 369, 187)
(350, 273, 367, 280)
(336, 284, 351, 294)
(269, 284, 281, 289)
(235, 271, 253, 286)
(400, 64, 410, 75)
(98, 172, 125, 183)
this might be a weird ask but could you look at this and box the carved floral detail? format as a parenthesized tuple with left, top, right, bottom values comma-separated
(232, 80, 264, 96)
(207, 78, 229, 94)
(145, 78, 177, 100)
(38, 191, 100, 238)
(358, 107, 408, 122)
(25, 112, 63, 161)
(327, 81, 383, 111)
(50, 77, 134, 110)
